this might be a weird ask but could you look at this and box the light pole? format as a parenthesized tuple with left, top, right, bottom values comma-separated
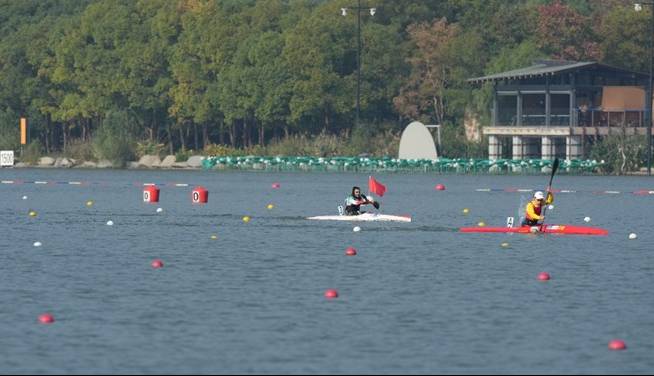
(635, 2, 653, 175)
(341, 1, 376, 130)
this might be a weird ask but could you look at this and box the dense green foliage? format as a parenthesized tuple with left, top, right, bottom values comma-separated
(0, 0, 649, 164)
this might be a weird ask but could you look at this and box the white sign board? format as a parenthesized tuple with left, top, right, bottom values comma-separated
(0, 151, 14, 167)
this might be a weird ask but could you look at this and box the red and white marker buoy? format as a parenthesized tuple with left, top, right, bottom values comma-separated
(272, 183, 281, 189)
(435, 184, 446, 191)
(192, 186, 209, 204)
(143, 185, 160, 204)
(538, 272, 551, 281)
(346, 247, 357, 256)
(151, 259, 164, 269)
(324, 289, 339, 299)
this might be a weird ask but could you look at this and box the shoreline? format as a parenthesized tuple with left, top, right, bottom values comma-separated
(2, 154, 651, 176)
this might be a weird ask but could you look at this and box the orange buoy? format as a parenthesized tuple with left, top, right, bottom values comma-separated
(143, 185, 160, 204)
(192, 186, 208, 204)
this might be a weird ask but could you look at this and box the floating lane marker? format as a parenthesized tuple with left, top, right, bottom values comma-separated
(34, 181, 48, 185)
(1, 181, 14, 184)
(476, 189, 492, 192)
(68, 181, 83, 185)
(604, 191, 622, 195)
(174, 183, 189, 187)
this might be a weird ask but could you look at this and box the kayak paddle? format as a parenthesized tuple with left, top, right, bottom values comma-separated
(540, 158, 560, 229)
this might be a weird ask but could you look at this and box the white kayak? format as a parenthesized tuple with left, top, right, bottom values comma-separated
(307, 213, 412, 223)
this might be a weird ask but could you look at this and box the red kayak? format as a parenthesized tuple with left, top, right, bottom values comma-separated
(460, 225, 608, 236)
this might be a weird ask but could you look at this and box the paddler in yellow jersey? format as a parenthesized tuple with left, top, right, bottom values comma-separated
(522, 191, 554, 226)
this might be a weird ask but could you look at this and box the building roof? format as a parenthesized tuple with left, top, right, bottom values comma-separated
(468, 60, 647, 84)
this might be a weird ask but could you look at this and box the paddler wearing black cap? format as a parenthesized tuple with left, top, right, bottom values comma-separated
(522, 190, 554, 226)
(345, 186, 380, 216)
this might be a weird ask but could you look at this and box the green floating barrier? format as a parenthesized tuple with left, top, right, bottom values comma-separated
(203, 156, 602, 173)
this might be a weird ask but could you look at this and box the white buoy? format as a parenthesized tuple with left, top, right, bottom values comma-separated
(106, 220, 114, 226)
(629, 233, 638, 240)
(33, 242, 42, 247)
(353, 226, 362, 232)
(156, 208, 163, 213)
(584, 217, 591, 223)
(548, 205, 554, 210)
(22, 196, 28, 200)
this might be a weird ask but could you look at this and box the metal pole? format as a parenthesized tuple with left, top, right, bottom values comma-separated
(356, 0, 361, 130)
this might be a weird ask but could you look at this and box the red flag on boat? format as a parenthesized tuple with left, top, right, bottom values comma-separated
(368, 176, 386, 197)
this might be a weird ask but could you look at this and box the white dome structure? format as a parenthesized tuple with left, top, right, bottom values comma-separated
(398, 121, 438, 160)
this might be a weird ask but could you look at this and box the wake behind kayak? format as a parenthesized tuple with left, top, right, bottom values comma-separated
(307, 213, 412, 223)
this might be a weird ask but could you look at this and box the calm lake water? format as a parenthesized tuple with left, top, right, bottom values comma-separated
(0, 168, 653, 374)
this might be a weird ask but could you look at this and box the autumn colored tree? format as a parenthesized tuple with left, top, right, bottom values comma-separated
(535, 0, 602, 61)
(393, 18, 459, 125)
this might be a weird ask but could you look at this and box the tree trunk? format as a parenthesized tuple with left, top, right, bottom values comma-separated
(194, 122, 199, 150)
(44, 115, 50, 154)
(202, 123, 209, 148)
(229, 122, 236, 147)
(219, 122, 225, 145)
(167, 123, 174, 154)
(259, 123, 265, 146)
(242, 119, 248, 148)
(179, 127, 186, 151)
(62, 122, 68, 154)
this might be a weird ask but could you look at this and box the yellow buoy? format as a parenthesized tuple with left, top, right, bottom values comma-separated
(86, 200, 94, 207)
(478, 221, 486, 227)
(210, 235, 218, 240)
(267, 204, 275, 210)
(463, 208, 470, 215)
(243, 216, 251, 223)
(28, 210, 37, 217)
(501, 242, 510, 249)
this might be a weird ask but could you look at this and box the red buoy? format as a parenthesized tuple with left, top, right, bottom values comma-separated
(609, 340, 627, 351)
(346, 247, 357, 256)
(192, 186, 208, 204)
(324, 289, 339, 299)
(435, 184, 446, 191)
(38, 313, 55, 324)
(151, 259, 164, 269)
(272, 183, 281, 189)
(538, 272, 551, 281)
(143, 185, 160, 204)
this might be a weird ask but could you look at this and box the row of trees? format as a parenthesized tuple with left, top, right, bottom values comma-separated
(0, 0, 650, 162)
